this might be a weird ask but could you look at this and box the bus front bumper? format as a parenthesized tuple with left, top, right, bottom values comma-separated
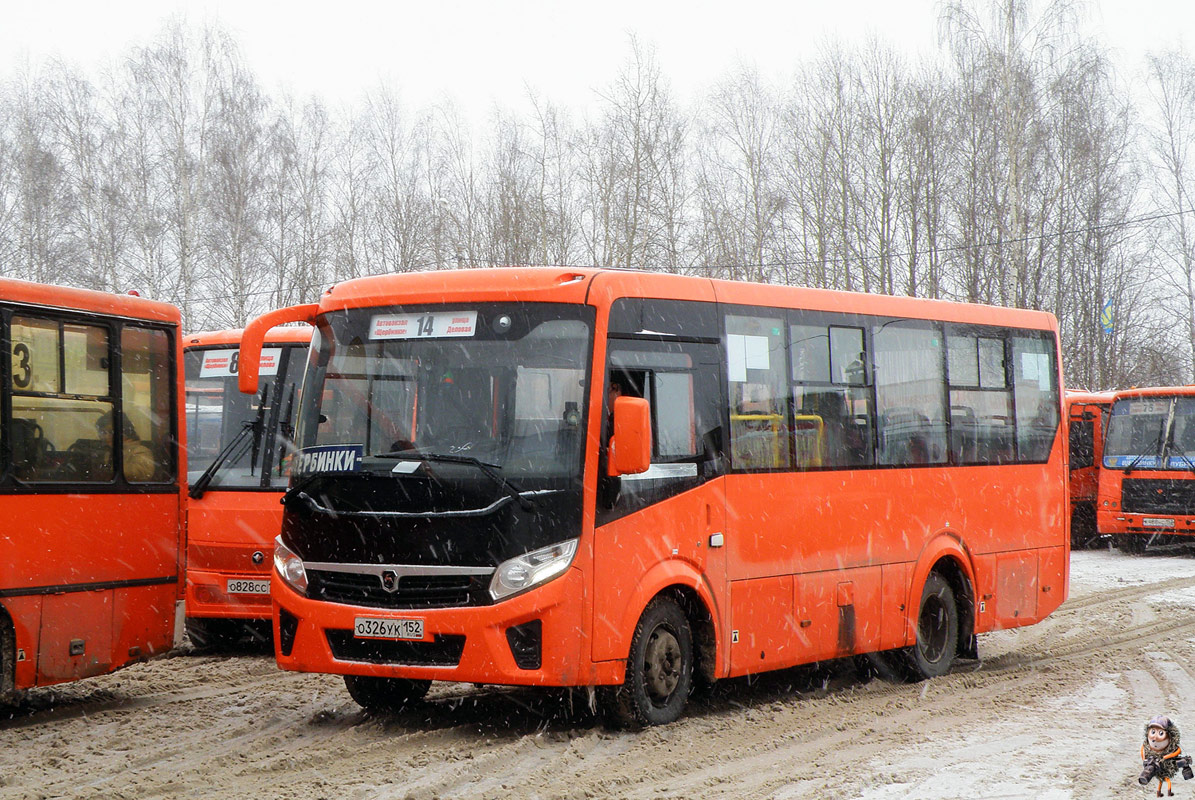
(270, 566, 619, 687)
(186, 567, 273, 620)
(1097, 511, 1195, 536)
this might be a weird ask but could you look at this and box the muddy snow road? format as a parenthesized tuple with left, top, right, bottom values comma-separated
(4, 548, 1195, 800)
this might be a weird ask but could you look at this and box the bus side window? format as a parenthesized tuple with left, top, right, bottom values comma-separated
(874, 320, 947, 466)
(11, 316, 116, 482)
(727, 314, 789, 470)
(790, 320, 872, 469)
(598, 342, 722, 524)
(121, 325, 174, 482)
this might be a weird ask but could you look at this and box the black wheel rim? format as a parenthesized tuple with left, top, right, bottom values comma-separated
(642, 624, 682, 707)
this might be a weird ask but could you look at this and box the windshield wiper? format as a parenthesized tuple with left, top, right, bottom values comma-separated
(376, 450, 534, 511)
(276, 383, 296, 477)
(189, 385, 269, 499)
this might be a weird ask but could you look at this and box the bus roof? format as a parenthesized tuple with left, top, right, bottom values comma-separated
(1112, 385, 1195, 401)
(1065, 389, 1116, 407)
(0, 277, 179, 324)
(311, 267, 1059, 331)
(185, 327, 313, 348)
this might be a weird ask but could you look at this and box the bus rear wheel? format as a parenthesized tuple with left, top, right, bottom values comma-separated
(604, 596, 693, 728)
(343, 675, 431, 713)
(904, 573, 958, 680)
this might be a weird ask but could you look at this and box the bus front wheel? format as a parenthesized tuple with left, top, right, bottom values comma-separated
(904, 573, 958, 680)
(604, 596, 694, 727)
(344, 675, 431, 713)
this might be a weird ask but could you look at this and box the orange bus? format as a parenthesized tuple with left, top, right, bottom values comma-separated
(1065, 389, 1114, 548)
(0, 278, 184, 701)
(238, 268, 1067, 726)
(183, 327, 311, 646)
(1098, 385, 1195, 553)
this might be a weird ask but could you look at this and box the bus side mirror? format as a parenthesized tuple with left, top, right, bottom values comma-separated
(608, 396, 651, 476)
(238, 304, 319, 395)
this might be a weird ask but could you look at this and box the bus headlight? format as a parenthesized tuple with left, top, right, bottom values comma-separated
(273, 536, 308, 595)
(490, 539, 578, 601)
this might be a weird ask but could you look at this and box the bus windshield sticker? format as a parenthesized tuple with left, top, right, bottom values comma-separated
(293, 444, 364, 475)
(370, 311, 478, 340)
(1104, 455, 1160, 469)
(199, 348, 282, 378)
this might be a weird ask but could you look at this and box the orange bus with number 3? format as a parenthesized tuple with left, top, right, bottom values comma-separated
(238, 268, 1067, 726)
(0, 278, 185, 700)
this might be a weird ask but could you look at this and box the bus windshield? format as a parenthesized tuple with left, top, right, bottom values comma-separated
(1103, 395, 1195, 469)
(296, 303, 593, 483)
(185, 345, 306, 489)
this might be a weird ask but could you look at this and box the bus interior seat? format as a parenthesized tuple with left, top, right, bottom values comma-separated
(10, 417, 45, 478)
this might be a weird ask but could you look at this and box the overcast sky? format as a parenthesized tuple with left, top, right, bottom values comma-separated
(0, 0, 1189, 120)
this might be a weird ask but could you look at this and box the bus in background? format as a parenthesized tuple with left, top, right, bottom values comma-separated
(0, 279, 184, 702)
(1099, 386, 1195, 553)
(184, 327, 311, 647)
(238, 268, 1067, 727)
(1065, 389, 1114, 549)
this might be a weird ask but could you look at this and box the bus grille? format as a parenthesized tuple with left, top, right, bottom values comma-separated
(307, 569, 490, 609)
(325, 630, 465, 666)
(1122, 478, 1195, 515)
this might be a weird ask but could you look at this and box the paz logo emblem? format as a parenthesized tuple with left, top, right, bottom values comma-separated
(251, 551, 265, 565)
(380, 570, 400, 593)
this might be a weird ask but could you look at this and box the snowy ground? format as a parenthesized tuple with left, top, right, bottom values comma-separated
(4, 547, 1195, 799)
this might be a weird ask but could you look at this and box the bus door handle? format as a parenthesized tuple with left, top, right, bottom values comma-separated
(709, 533, 724, 548)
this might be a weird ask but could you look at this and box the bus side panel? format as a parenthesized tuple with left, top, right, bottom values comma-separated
(112, 583, 180, 660)
(37, 591, 114, 685)
(729, 575, 794, 675)
(726, 464, 1064, 664)
(591, 483, 725, 665)
(994, 552, 1038, 625)
(1037, 545, 1067, 619)
(1, 494, 181, 687)
(879, 562, 911, 651)
(4, 495, 180, 589)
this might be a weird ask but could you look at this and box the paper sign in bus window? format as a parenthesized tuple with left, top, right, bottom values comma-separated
(727, 334, 770, 382)
(199, 348, 282, 378)
(370, 311, 478, 340)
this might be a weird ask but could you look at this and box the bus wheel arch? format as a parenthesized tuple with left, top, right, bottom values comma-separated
(602, 590, 697, 727)
(905, 571, 960, 679)
(905, 540, 977, 677)
(0, 604, 17, 703)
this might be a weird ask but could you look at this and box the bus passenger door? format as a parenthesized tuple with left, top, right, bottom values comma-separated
(592, 341, 729, 672)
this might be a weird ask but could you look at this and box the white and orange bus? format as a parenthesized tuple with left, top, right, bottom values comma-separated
(1065, 389, 1114, 548)
(0, 279, 184, 701)
(1098, 385, 1195, 552)
(183, 328, 311, 646)
(238, 268, 1067, 726)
